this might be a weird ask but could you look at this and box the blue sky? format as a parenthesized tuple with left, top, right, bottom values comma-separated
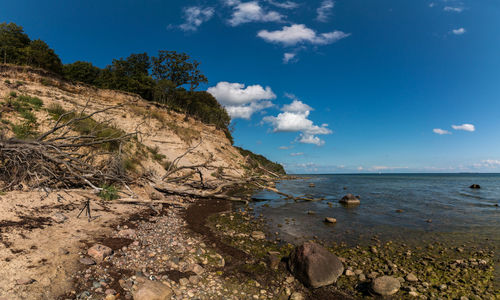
(2, 0, 500, 173)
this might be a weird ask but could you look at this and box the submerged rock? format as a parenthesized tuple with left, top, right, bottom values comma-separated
(324, 217, 337, 224)
(469, 184, 480, 189)
(371, 276, 401, 296)
(339, 194, 360, 206)
(288, 241, 344, 288)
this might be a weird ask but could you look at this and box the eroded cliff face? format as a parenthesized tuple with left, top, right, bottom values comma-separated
(0, 65, 248, 182)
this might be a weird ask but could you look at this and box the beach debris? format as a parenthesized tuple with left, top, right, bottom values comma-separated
(339, 194, 360, 206)
(288, 241, 344, 288)
(371, 275, 401, 296)
(87, 244, 112, 262)
(324, 217, 337, 224)
(132, 278, 173, 300)
(469, 184, 481, 189)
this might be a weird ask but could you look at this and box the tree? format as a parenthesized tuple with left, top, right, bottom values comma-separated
(63, 61, 102, 85)
(0, 22, 30, 65)
(151, 51, 207, 90)
(24, 39, 63, 74)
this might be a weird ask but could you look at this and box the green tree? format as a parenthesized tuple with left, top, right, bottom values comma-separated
(151, 51, 207, 90)
(63, 61, 102, 85)
(24, 39, 63, 73)
(0, 22, 30, 65)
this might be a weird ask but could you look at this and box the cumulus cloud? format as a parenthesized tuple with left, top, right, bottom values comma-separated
(472, 160, 500, 169)
(452, 27, 466, 35)
(433, 128, 451, 135)
(227, 1, 284, 26)
(267, 0, 299, 9)
(179, 6, 215, 31)
(207, 82, 276, 119)
(290, 152, 304, 156)
(444, 6, 464, 12)
(263, 99, 332, 146)
(452, 123, 475, 132)
(257, 24, 350, 46)
(283, 52, 297, 64)
(316, 0, 334, 22)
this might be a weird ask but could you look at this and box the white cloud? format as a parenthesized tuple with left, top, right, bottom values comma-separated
(452, 123, 475, 132)
(279, 145, 293, 150)
(433, 128, 451, 135)
(472, 160, 500, 169)
(452, 28, 466, 35)
(283, 52, 297, 64)
(316, 0, 334, 22)
(429, 3, 435, 8)
(267, 0, 299, 9)
(257, 24, 350, 46)
(227, 1, 284, 26)
(444, 6, 464, 12)
(263, 100, 332, 146)
(290, 152, 304, 156)
(179, 6, 215, 31)
(207, 82, 276, 119)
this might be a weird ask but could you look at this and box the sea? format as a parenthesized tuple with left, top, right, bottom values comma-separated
(251, 173, 500, 248)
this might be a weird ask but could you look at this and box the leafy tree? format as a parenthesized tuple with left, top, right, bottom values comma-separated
(0, 22, 30, 65)
(151, 51, 207, 90)
(63, 61, 102, 85)
(24, 39, 63, 73)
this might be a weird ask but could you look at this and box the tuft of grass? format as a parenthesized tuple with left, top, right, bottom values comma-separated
(150, 110, 165, 123)
(17, 95, 43, 109)
(12, 123, 37, 139)
(165, 121, 200, 143)
(98, 184, 119, 201)
(163, 160, 174, 171)
(148, 146, 166, 162)
(9, 91, 17, 98)
(46, 103, 66, 117)
(4, 80, 11, 84)
(122, 156, 140, 171)
(40, 78, 53, 86)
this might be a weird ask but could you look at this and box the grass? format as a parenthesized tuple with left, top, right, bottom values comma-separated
(6, 94, 44, 139)
(9, 91, 17, 98)
(165, 120, 200, 143)
(16, 95, 43, 110)
(11, 123, 37, 139)
(148, 146, 166, 162)
(98, 184, 119, 201)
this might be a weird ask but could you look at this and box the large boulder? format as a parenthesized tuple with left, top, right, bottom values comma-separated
(133, 279, 172, 300)
(339, 194, 360, 206)
(288, 241, 344, 288)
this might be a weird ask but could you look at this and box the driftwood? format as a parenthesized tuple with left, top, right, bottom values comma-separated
(112, 197, 188, 208)
(0, 103, 134, 191)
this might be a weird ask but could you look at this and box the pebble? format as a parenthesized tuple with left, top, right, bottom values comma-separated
(345, 269, 355, 276)
(371, 276, 401, 296)
(251, 231, 266, 240)
(324, 217, 337, 224)
(406, 273, 418, 282)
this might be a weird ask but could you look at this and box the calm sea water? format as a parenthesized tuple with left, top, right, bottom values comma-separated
(252, 174, 500, 247)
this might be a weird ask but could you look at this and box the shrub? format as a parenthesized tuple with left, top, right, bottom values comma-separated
(12, 122, 37, 139)
(98, 184, 119, 201)
(17, 95, 43, 109)
(46, 103, 65, 117)
(9, 91, 17, 98)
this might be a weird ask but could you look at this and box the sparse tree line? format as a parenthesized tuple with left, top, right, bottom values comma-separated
(0, 22, 232, 141)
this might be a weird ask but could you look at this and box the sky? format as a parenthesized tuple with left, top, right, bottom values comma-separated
(2, 0, 500, 173)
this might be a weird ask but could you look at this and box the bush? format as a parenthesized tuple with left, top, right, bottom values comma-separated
(46, 103, 65, 117)
(98, 184, 119, 201)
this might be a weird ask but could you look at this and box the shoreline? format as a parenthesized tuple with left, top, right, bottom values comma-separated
(0, 186, 498, 299)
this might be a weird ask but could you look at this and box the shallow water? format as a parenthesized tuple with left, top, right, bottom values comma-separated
(252, 174, 500, 248)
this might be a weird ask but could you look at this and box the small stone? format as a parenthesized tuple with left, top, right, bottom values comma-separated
(354, 269, 363, 275)
(396, 209, 404, 213)
(406, 273, 418, 282)
(289, 292, 304, 300)
(133, 279, 172, 300)
(251, 231, 266, 240)
(117, 229, 137, 239)
(324, 217, 337, 224)
(191, 264, 204, 275)
(345, 270, 355, 276)
(339, 194, 360, 206)
(105, 289, 116, 295)
(105, 295, 116, 300)
(439, 284, 447, 291)
(79, 257, 96, 265)
(358, 274, 366, 281)
(371, 276, 401, 296)
(87, 244, 113, 262)
(367, 272, 379, 279)
(188, 275, 200, 284)
(409, 291, 419, 297)
(268, 252, 281, 270)
(179, 278, 189, 286)
(51, 212, 67, 223)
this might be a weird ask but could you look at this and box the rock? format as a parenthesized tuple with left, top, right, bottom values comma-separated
(117, 229, 137, 239)
(307, 211, 316, 215)
(88, 244, 113, 262)
(439, 284, 447, 291)
(396, 209, 404, 213)
(469, 184, 480, 189)
(309, 183, 315, 188)
(179, 278, 189, 286)
(16, 277, 35, 285)
(268, 251, 281, 270)
(79, 257, 96, 265)
(339, 194, 360, 206)
(251, 231, 266, 240)
(191, 264, 204, 275)
(133, 280, 172, 300)
(409, 291, 419, 297)
(289, 292, 304, 300)
(406, 273, 418, 282)
(288, 241, 344, 288)
(358, 273, 366, 281)
(105, 295, 116, 300)
(371, 276, 401, 296)
(51, 212, 67, 223)
(324, 217, 337, 224)
(345, 269, 355, 276)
